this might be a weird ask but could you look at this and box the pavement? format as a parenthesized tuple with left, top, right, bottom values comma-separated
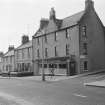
(84, 80, 105, 88)
(0, 75, 79, 82)
(83, 70, 105, 88)
(1, 69, 105, 88)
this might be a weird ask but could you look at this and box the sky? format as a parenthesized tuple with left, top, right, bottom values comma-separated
(0, 0, 105, 53)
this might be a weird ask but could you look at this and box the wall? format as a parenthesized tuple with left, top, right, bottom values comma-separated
(33, 25, 80, 75)
(3, 55, 15, 73)
(15, 47, 33, 72)
(79, 8, 105, 73)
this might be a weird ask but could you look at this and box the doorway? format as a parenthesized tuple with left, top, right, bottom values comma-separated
(70, 61, 76, 76)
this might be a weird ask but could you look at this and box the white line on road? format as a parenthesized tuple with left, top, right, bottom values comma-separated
(73, 93, 87, 98)
(0, 92, 34, 105)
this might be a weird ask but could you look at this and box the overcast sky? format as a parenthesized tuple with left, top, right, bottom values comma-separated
(0, 0, 105, 53)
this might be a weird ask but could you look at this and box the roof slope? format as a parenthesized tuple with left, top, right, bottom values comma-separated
(16, 41, 32, 50)
(34, 11, 84, 37)
(4, 50, 14, 57)
(62, 11, 84, 29)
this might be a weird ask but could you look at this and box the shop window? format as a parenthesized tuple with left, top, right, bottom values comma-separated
(49, 64, 54, 68)
(44, 64, 47, 68)
(59, 64, 67, 69)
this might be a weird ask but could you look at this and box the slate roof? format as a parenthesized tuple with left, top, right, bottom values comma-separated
(61, 11, 84, 29)
(4, 50, 14, 57)
(34, 11, 84, 37)
(16, 41, 32, 50)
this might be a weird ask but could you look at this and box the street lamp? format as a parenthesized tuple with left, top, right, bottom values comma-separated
(41, 30, 45, 81)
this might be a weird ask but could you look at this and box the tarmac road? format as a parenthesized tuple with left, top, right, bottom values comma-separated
(0, 74, 104, 105)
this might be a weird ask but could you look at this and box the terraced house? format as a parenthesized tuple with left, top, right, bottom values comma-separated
(0, 52, 4, 74)
(15, 35, 33, 76)
(2, 46, 15, 74)
(32, 0, 105, 76)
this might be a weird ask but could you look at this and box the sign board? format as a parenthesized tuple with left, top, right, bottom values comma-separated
(80, 55, 86, 59)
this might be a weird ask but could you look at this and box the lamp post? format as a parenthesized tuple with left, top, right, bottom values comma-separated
(41, 30, 45, 81)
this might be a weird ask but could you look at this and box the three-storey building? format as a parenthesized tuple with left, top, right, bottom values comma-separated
(32, 0, 105, 76)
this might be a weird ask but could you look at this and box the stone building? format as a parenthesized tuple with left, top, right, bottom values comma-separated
(32, 0, 105, 76)
(15, 35, 33, 75)
(2, 46, 15, 74)
(0, 52, 4, 74)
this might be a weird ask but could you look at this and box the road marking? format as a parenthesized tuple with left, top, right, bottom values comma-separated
(0, 92, 34, 105)
(73, 93, 87, 98)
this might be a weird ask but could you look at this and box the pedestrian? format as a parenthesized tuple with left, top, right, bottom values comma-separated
(50, 68, 55, 79)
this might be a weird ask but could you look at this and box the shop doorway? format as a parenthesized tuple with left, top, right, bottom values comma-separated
(70, 61, 76, 76)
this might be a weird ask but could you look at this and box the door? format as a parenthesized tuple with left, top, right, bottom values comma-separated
(70, 61, 76, 76)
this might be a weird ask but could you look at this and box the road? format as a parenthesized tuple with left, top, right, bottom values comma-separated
(0, 74, 104, 105)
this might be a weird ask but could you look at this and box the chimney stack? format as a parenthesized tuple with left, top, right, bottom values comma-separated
(40, 18, 49, 29)
(22, 35, 29, 44)
(49, 8, 56, 20)
(0, 52, 4, 57)
(8, 45, 14, 51)
(85, 0, 94, 10)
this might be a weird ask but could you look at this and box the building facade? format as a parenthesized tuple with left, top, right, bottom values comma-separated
(32, 0, 105, 76)
(15, 35, 33, 75)
(2, 46, 15, 74)
(0, 52, 4, 74)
